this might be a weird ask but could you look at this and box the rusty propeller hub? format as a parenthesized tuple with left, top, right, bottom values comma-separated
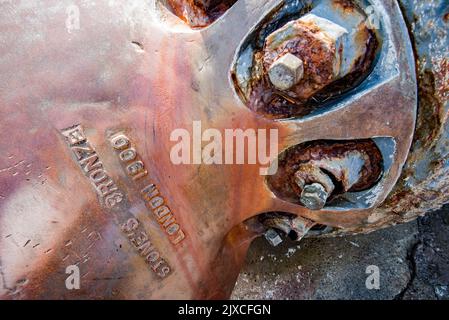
(0, 0, 416, 299)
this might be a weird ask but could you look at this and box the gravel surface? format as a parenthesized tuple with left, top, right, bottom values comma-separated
(232, 206, 449, 300)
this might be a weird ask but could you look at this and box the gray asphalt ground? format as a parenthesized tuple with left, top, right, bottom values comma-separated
(232, 206, 449, 300)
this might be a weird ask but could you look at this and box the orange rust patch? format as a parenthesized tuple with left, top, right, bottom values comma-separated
(165, 0, 237, 28)
(267, 140, 383, 203)
(332, 0, 356, 13)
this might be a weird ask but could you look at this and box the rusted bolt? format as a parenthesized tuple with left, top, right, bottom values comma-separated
(263, 14, 348, 97)
(287, 142, 384, 210)
(262, 213, 317, 242)
(300, 183, 329, 210)
(298, 14, 348, 77)
(264, 228, 283, 247)
(293, 148, 369, 210)
(262, 9, 368, 100)
(266, 140, 384, 209)
(294, 164, 336, 196)
(268, 53, 304, 91)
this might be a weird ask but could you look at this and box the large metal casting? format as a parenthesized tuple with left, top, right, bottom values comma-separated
(0, 0, 421, 299)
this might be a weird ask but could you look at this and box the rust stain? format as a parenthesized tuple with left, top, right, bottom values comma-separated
(234, 0, 379, 119)
(332, 0, 356, 13)
(267, 140, 383, 204)
(165, 0, 237, 28)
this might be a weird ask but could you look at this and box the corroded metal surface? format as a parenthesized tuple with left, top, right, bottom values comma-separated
(267, 140, 383, 205)
(256, 1, 377, 117)
(164, 0, 238, 28)
(261, 214, 317, 241)
(0, 0, 422, 299)
(333, 0, 449, 236)
(232, 0, 379, 119)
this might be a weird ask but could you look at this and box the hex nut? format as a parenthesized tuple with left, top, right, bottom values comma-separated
(268, 53, 304, 91)
(264, 229, 283, 247)
(300, 183, 329, 210)
(298, 14, 348, 77)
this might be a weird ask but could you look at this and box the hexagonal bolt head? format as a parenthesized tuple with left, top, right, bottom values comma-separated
(268, 53, 304, 91)
(264, 229, 283, 247)
(265, 13, 349, 88)
(298, 14, 348, 77)
(300, 183, 329, 211)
